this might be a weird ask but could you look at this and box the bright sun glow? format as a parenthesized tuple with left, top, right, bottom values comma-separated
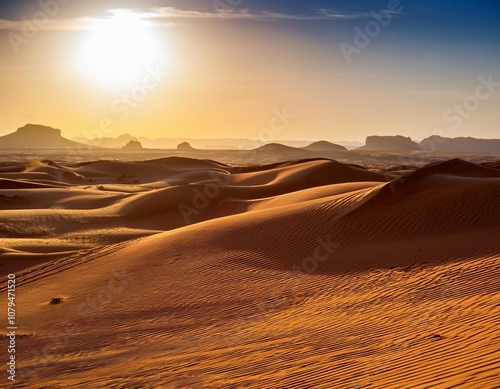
(79, 10, 160, 89)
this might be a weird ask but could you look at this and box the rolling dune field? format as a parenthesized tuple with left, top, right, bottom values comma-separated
(0, 156, 499, 388)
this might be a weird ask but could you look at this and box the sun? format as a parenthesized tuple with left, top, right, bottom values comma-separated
(79, 10, 160, 89)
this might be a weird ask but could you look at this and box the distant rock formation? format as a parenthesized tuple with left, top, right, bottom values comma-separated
(177, 142, 194, 151)
(122, 140, 143, 150)
(72, 133, 138, 148)
(0, 124, 95, 149)
(419, 136, 500, 153)
(255, 143, 302, 152)
(303, 141, 348, 151)
(68, 136, 364, 150)
(358, 136, 421, 151)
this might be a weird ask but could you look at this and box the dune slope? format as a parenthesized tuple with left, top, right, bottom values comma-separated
(0, 158, 498, 387)
(0, 158, 388, 266)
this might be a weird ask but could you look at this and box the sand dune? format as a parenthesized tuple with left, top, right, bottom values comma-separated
(1, 157, 499, 387)
(0, 158, 390, 262)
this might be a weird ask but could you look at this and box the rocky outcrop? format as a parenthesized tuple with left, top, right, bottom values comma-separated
(177, 142, 194, 151)
(122, 140, 143, 150)
(359, 136, 420, 151)
(419, 136, 500, 153)
(0, 124, 94, 149)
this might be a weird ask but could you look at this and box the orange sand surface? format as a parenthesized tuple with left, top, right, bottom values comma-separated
(0, 157, 499, 388)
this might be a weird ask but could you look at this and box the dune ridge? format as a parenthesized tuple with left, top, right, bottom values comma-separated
(1, 157, 499, 387)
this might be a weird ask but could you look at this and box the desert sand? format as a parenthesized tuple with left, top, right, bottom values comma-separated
(0, 155, 499, 388)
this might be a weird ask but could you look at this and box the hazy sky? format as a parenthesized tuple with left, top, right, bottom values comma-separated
(0, 0, 499, 141)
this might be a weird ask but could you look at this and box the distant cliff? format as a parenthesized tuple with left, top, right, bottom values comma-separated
(74, 133, 137, 148)
(420, 136, 500, 153)
(0, 124, 95, 149)
(358, 136, 421, 151)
